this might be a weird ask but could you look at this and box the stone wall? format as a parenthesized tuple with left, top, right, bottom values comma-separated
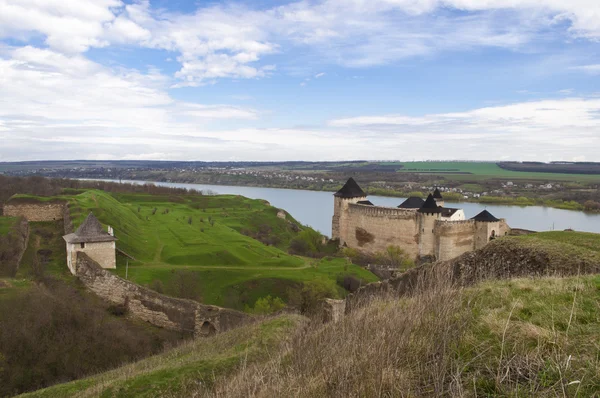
(75, 253, 251, 337)
(67, 241, 116, 274)
(435, 220, 476, 261)
(4, 202, 66, 222)
(342, 203, 420, 257)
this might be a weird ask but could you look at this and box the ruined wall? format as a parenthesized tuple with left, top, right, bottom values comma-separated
(499, 219, 511, 237)
(342, 204, 420, 257)
(4, 202, 66, 222)
(435, 220, 475, 261)
(75, 253, 251, 337)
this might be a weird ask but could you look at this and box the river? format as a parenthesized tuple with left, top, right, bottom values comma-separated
(100, 180, 600, 236)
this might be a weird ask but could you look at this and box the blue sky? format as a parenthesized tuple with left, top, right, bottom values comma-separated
(0, 0, 599, 161)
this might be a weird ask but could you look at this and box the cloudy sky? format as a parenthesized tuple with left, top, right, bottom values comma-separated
(1, 0, 599, 162)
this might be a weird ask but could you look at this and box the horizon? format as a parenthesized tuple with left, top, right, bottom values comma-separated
(1, 1, 600, 162)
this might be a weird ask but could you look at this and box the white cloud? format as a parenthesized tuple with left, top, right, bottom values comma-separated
(570, 64, 600, 74)
(315, 72, 326, 78)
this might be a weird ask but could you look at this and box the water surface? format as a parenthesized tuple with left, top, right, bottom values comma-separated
(105, 180, 600, 236)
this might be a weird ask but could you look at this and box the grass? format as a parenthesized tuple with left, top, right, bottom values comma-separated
(0, 216, 18, 235)
(20, 314, 306, 398)
(64, 190, 377, 309)
(395, 161, 600, 182)
(17, 221, 71, 280)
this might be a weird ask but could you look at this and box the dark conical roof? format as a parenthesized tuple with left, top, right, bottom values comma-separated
(398, 197, 425, 209)
(334, 177, 366, 198)
(63, 212, 117, 243)
(471, 210, 500, 222)
(357, 200, 374, 206)
(418, 194, 441, 213)
(433, 188, 443, 199)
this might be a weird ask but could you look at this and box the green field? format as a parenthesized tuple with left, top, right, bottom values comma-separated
(394, 161, 600, 181)
(58, 190, 377, 310)
(0, 216, 17, 235)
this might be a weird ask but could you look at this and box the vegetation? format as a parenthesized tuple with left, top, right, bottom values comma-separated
(0, 217, 27, 277)
(21, 315, 305, 398)
(63, 190, 376, 311)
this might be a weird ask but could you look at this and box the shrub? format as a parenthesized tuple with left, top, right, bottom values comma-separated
(247, 295, 286, 314)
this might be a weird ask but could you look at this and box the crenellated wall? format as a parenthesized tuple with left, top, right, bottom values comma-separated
(333, 196, 510, 262)
(75, 253, 251, 337)
(342, 203, 420, 257)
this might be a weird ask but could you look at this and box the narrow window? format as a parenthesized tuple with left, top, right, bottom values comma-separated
(80, 242, 85, 249)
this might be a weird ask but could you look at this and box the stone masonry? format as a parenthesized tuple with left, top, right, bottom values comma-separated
(76, 253, 252, 337)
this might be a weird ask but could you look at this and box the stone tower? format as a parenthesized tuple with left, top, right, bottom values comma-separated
(63, 212, 117, 275)
(433, 188, 444, 207)
(332, 177, 367, 245)
(417, 194, 441, 260)
(471, 210, 501, 250)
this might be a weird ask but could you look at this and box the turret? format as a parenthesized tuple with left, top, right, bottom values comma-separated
(433, 188, 444, 207)
(332, 178, 367, 244)
(471, 210, 501, 249)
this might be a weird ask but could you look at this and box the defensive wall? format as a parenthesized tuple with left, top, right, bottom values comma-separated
(75, 253, 252, 337)
(3, 200, 67, 222)
(335, 199, 507, 262)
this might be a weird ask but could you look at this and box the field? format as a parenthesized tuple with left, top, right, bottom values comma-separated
(63, 190, 377, 310)
(0, 216, 17, 235)
(395, 161, 600, 181)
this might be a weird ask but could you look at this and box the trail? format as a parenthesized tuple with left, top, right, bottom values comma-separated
(132, 262, 314, 271)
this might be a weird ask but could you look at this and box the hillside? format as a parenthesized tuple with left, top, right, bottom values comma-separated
(24, 275, 600, 396)
(18, 230, 600, 397)
(58, 190, 377, 310)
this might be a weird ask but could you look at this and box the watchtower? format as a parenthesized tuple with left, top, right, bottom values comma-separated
(332, 178, 367, 245)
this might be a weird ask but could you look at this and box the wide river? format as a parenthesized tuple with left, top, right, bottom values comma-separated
(106, 180, 600, 236)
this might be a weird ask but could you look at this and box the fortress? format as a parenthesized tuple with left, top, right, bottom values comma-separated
(332, 178, 510, 262)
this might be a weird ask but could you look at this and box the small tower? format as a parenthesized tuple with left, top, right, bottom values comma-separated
(332, 177, 367, 244)
(433, 188, 444, 207)
(471, 210, 501, 249)
(63, 212, 117, 275)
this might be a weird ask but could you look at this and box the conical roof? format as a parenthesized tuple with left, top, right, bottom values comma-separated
(334, 177, 366, 198)
(398, 197, 425, 209)
(63, 212, 117, 243)
(433, 188, 443, 199)
(471, 210, 500, 222)
(418, 194, 441, 213)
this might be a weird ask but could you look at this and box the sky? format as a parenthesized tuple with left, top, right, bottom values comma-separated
(0, 0, 599, 162)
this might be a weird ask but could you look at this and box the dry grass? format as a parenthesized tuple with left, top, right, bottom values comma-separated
(186, 271, 600, 398)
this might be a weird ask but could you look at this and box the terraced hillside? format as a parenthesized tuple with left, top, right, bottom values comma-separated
(46, 190, 376, 310)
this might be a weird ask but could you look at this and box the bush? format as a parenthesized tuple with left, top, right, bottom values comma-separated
(247, 295, 286, 314)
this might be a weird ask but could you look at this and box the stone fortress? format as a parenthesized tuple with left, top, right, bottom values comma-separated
(332, 178, 510, 262)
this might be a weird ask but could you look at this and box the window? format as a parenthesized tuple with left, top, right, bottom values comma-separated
(80, 242, 85, 249)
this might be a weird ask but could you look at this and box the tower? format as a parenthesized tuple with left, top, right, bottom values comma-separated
(417, 194, 442, 260)
(332, 177, 367, 244)
(433, 188, 444, 207)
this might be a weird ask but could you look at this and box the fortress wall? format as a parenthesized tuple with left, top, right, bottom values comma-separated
(343, 204, 420, 257)
(499, 219, 511, 237)
(4, 202, 66, 222)
(68, 241, 116, 273)
(75, 253, 251, 337)
(435, 220, 476, 261)
(418, 214, 438, 259)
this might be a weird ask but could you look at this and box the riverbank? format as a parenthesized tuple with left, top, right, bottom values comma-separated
(119, 177, 600, 214)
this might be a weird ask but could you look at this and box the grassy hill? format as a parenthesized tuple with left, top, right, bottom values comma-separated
(0, 216, 18, 235)
(55, 190, 377, 310)
(24, 274, 600, 397)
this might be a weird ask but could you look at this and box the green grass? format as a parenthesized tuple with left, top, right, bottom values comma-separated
(17, 221, 72, 280)
(64, 190, 377, 309)
(461, 275, 600, 396)
(395, 161, 600, 182)
(20, 314, 306, 398)
(0, 216, 18, 235)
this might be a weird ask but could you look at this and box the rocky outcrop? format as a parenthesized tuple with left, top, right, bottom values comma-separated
(75, 253, 252, 337)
